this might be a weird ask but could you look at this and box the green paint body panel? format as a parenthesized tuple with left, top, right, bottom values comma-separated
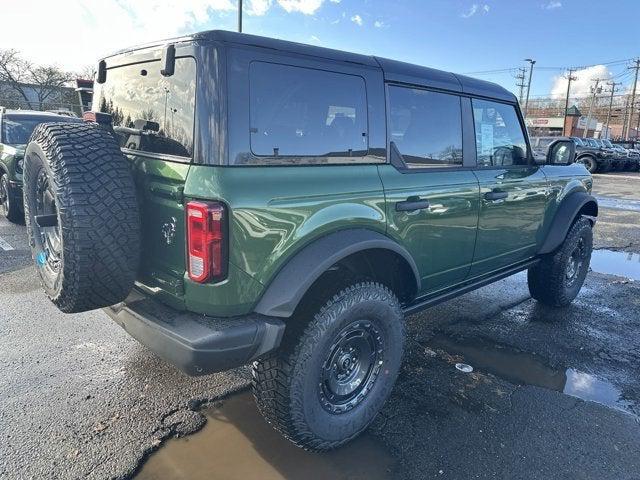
(377, 165, 480, 294)
(184, 164, 387, 315)
(469, 166, 549, 277)
(131, 156, 592, 317)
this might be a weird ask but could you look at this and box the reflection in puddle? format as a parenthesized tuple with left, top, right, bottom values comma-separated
(590, 249, 640, 281)
(136, 391, 393, 480)
(429, 335, 636, 415)
(594, 195, 640, 212)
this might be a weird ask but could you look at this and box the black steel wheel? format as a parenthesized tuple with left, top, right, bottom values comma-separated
(319, 320, 384, 414)
(252, 282, 405, 451)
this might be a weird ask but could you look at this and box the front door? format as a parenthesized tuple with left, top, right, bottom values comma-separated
(469, 98, 549, 277)
(380, 86, 480, 295)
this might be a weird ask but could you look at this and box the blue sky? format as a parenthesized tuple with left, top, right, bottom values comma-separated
(2, 0, 639, 98)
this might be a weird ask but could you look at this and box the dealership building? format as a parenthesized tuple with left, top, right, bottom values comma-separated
(525, 106, 601, 138)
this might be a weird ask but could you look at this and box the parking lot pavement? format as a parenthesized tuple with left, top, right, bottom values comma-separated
(591, 172, 640, 253)
(1, 177, 640, 480)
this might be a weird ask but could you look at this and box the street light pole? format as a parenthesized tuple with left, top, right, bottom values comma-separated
(238, 0, 243, 33)
(524, 58, 536, 118)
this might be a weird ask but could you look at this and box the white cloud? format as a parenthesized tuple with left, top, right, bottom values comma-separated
(0, 0, 331, 71)
(550, 65, 612, 99)
(542, 1, 562, 9)
(461, 3, 490, 18)
(247, 0, 272, 15)
(329, 0, 341, 3)
(374, 20, 385, 28)
(351, 14, 363, 26)
(310, 35, 321, 43)
(277, 0, 324, 14)
(0, 0, 237, 70)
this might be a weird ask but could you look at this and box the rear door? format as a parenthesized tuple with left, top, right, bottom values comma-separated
(469, 98, 549, 277)
(93, 55, 197, 306)
(379, 86, 480, 295)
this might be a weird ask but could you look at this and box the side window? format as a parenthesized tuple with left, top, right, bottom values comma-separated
(388, 86, 463, 168)
(248, 62, 368, 160)
(472, 99, 528, 167)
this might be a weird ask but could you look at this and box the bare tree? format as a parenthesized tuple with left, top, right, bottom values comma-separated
(0, 49, 32, 105)
(29, 64, 73, 108)
(0, 48, 74, 109)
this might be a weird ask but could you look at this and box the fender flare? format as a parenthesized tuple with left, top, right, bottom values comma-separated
(538, 192, 598, 255)
(253, 228, 421, 318)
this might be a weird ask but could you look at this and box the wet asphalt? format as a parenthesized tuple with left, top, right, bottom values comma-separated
(1, 172, 639, 480)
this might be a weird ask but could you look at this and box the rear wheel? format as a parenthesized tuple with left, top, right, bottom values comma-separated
(252, 282, 404, 450)
(0, 173, 21, 223)
(23, 122, 140, 313)
(528, 217, 593, 307)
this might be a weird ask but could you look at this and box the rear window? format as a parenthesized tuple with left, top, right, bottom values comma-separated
(1, 115, 80, 145)
(94, 57, 196, 159)
(248, 62, 368, 161)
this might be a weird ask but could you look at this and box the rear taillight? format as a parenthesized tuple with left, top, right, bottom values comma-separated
(186, 201, 226, 283)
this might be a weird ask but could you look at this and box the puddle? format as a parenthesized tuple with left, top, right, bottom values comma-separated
(590, 249, 640, 281)
(136, 391, 394, 480)
(429, 334, 636, 416)
(594, 195, 640, 212)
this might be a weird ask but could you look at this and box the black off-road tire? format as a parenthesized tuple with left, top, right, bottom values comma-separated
(23, 122, 140, 313)
(0, 173, 22, 223)
(578, 155, 598, 173)
(252, 282, 405, 451)
(528, 217, 593, 307)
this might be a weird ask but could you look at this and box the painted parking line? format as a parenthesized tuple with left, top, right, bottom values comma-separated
(0, 236, 15, 251)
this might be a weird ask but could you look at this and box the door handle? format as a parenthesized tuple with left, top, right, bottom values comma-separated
(396, 197, 430, 211)
(484, 190, 508, 201)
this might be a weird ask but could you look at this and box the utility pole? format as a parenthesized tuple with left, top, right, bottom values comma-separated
(515, 68, 526, 106)
(563, 68, 577, 135)
(624, 58, 640, 140)
(524, 58, 536, 117)
(604, 81, 619, 139)
(582, 78, 601, 138)
(238, 0, 243, 32)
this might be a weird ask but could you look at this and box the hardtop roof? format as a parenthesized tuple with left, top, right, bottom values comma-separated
(107, 29, 516, 103)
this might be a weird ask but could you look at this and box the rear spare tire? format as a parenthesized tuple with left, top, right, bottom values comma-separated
(23, 122, 140, 313)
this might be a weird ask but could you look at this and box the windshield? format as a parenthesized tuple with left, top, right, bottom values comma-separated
(1, 114, 80, 145)
(94, 57, 196, 159)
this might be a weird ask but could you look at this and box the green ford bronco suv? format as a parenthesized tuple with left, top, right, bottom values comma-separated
(23, 31, 597, 450)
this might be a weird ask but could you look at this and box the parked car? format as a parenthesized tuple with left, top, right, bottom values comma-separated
(591, 138, 624, 170)
(22, 31, 597, 450)
(570, 136, 611, 173)
(0, 109, 82, 222)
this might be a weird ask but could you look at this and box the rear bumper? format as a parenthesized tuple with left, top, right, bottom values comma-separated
(104, 289, 285, 376)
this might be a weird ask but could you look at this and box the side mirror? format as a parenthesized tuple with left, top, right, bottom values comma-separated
(546, 139, 575, 165)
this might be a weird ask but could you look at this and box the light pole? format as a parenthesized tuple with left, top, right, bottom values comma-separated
(562, 68, 577, 135)
(238, 0, 243, 32)
(524, 58, 536, 118)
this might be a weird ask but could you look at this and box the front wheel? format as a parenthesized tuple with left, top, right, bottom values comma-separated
(252, 282, 405, 451)
(528, 217, 593, 307)
(577, 156, 597, 173)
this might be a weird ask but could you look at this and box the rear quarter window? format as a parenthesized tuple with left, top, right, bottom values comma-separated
(245, 62, 369, 164)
